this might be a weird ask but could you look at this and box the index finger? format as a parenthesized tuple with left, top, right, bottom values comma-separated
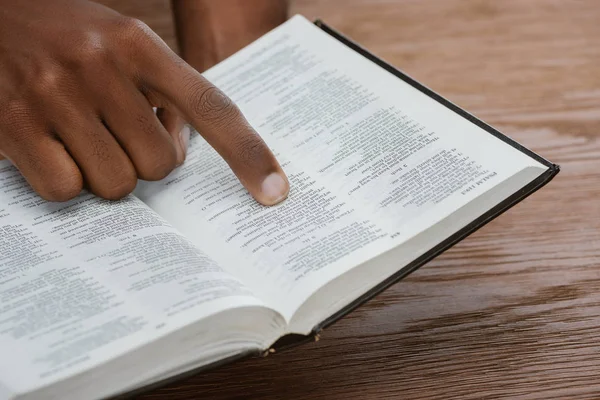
(139, 45, 289, 206)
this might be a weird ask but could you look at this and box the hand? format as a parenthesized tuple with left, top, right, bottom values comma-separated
(172, 0, 289, 71)
(161, 0, 288, 167)
(0, 0, 289, 205)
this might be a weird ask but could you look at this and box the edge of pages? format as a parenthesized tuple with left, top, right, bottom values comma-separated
(111, 351, 258, 400)
(111, 19, 560, 399)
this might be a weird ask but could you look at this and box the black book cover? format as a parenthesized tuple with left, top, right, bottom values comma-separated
(114, 19, 559, 399)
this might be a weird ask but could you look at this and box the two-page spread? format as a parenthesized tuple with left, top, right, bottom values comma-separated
(0, 16, 557, 400)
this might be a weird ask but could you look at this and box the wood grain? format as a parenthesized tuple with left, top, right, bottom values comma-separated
(98, 0, 600, 398)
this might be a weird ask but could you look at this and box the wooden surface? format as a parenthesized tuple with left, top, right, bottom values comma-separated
(99, 1, 600, 399)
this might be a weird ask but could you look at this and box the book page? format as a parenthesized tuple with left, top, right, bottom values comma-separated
(137, 136, 389, 318)
(136, 16, 545, 320)
(0, 161, 263, 392)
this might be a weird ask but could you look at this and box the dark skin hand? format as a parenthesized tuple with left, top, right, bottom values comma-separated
(162, 0, 289, 166)
(172, 0, 289, 71)
(0, 0, 289, 205)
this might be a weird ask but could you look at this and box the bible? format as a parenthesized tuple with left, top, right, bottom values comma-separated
(0, 15, 558, 400)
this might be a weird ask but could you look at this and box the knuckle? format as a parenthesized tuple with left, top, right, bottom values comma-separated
(137, 145, 178, 181)
(40, 171, 83, 202)
(188, 84, 238, 123)
(35, 67, 64, 94)
(88, 136, 113, 164)
(232, 133, 269, 166)
(95, 173, 137, 201)
(76, 40, 110, 66)
(114, 17, 152, 45)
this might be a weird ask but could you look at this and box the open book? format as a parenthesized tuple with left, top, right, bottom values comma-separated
(0, 15, 558, 400)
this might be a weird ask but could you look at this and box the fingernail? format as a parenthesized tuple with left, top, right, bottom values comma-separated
(177, 126, 191, 166)
(260, 173, 289, 205)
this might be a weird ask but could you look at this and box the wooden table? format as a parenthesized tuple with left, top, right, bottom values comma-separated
(100, 1, 600, 398)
